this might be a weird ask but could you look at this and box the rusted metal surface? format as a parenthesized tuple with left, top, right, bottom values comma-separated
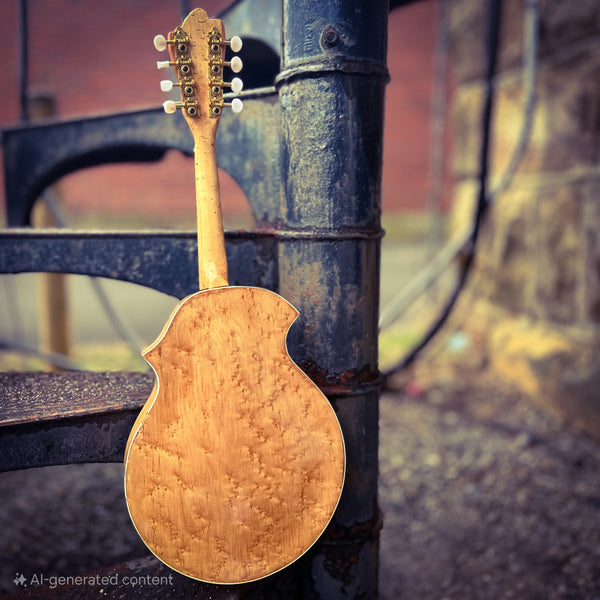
(219, 0, 281, 55)
(3, 90, 280, 228)
(0, 229, 278, 298)
(0, 371, 151, 426)
(274, 0, 388, 596)
(216, 90, 281, 225)
(0, 372, 153, 471)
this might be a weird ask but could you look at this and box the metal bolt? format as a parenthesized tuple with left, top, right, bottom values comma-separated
(321, 26, 340, 49)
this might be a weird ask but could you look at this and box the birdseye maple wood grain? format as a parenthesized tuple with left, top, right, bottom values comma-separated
(125, 287, 345, 583)
(124, 7, 346, 585)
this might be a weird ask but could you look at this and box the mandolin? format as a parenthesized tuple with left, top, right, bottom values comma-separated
(124, 8, 345, 585)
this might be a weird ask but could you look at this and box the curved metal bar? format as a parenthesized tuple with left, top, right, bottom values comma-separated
(219, 0, 282, 56)
(3, 109, 188, 226)
(0, 229, 278, 299)
(3, 89, 280, 227)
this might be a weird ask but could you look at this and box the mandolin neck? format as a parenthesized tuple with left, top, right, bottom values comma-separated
(194, 129, 229, 290)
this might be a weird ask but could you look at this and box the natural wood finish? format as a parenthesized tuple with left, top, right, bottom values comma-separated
(193, 129, 228, 289)
(31, 99, 70, 370)
(32, 199, 71, 359)
(125, 287, 345, 583)
(167, 8, 228, 291)
(124, 381, 156, 457)
(124, 7, 346, 585)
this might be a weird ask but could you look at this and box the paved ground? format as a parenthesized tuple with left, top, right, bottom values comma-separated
(379, 373, 600, 599)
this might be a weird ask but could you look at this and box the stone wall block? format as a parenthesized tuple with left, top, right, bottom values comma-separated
(448, 0, 487, 83)
(583, 181, 600, 324)
(539, 0, 600, 59)
(448, 0, 600, 441)
(450, 85, 484, 180)
(489, 314, 600, 439)
(450, 184, 539, 316)
(531, 47, 600, 171)
(452, 44, 600, 186)
(448, 179, 478, 237)
(534, 184, 582, 324)
(450, 81, 531, 182)
(449, 0, 600, 84)
(480, 188, 537, 312)
(449, 0, 524, 84)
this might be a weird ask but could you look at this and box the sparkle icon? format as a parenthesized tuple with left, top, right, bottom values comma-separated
(14, 573, 27, 587)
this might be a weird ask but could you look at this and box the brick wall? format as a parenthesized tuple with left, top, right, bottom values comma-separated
(385, 0, 453, 213)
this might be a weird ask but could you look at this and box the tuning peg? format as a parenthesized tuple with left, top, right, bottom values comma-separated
(158, 58, 192, 78)
(154, 34, 168, 51)
(226, 77, 243, 93)
(162, 100, 198, 116)
(226, 36, 243, 53)
(225, 56, 243, 73)
(163, 100, 179, 114)
(163, 99, 199, 117)
(161, 79, 196, 97)
(154, 33, 189, 53)
(226, 98, 244, 113)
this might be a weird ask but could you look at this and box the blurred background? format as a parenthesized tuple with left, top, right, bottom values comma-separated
(2, 0, 600, 598)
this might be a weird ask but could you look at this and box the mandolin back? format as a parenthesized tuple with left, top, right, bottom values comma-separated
(124, 286, 345, 584)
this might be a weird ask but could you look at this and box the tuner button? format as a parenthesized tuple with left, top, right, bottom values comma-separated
(160, 80, 174, 92)
(231, 98, 243, 113)
(163, 100, 178, 114)
(154, 34, 167, 51)
(157, 60, 171, 69)
(231, 77, 243, 94)
(229, 36, 243, 53)
(230, 56, 243, 73)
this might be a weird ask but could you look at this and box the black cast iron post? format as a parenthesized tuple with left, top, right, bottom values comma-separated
(276, 1, 388, 597)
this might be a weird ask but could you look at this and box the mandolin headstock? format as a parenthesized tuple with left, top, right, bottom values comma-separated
(154, 8, 243, 140)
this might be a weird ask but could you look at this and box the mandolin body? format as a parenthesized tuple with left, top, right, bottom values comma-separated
(124, 286, 345, 584)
